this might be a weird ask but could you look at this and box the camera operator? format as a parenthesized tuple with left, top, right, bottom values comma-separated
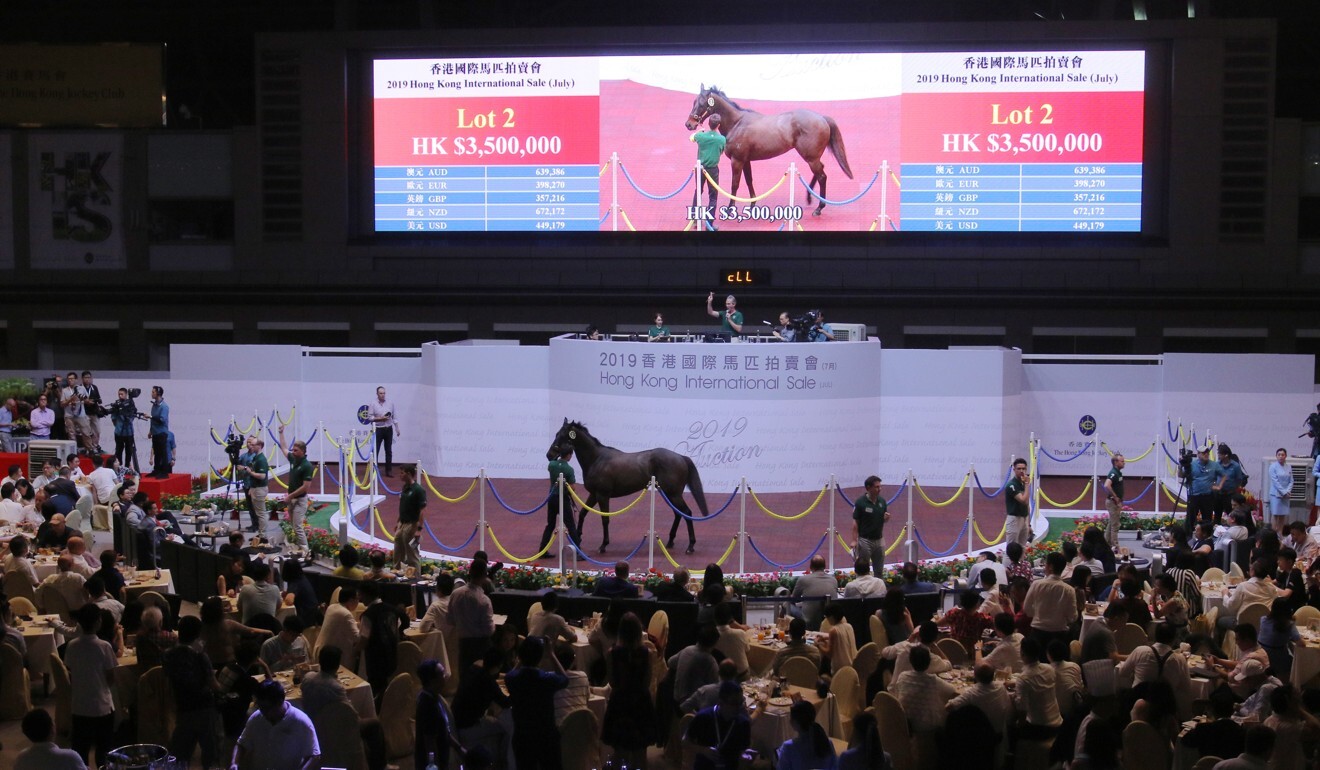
(148, 386, 171, 479)
(1180, 446, 1224, 531)
(236, 436, 270, 535)
(110, 388, 143, 472)
(1304, 402, 1320, 459)
(806, 309, 835, 342)
(59, 371, 93, 453)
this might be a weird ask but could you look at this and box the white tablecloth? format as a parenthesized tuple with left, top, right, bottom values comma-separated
(747, 685, 841, 757)
(278, 666, 377, 719)
(124, 569, 176, 598)
(405, 624, 450, 672)
(16, 614, 64, 679)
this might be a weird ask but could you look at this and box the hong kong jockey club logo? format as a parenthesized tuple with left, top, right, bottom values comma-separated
(357, 404, 372, 425)
(1078, 415, 1097, 436)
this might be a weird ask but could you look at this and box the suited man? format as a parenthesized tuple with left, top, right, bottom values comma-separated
(592, 561, 640, 599)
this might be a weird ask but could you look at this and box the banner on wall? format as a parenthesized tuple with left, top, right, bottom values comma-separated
(549, 337, 883, 492)
(0, 133, 12, 268)
(0, 45, 164, 127)
(28, 132, 125, 269)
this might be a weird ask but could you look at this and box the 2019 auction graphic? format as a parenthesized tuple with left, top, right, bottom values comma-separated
(371, 49, 1144, 233)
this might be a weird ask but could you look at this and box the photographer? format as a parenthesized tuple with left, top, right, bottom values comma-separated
(59, 371, 93, 452)
(80, 371, 106, 454)
(1304, 402, 1320, 459)
(110, 388, 143, 472)
(1180, 446, 1224, 531)
(237, 436, 270, 535)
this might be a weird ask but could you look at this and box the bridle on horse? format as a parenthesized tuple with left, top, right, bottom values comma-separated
(689, 90, 716, 125)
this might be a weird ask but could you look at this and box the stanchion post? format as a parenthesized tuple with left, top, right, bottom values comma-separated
(611, 152, 619, 232)
(1154, 433, 1162, 519)
(906, 469, 915, 563)
(880, 159, 889, 231)
(207, 420, 214, 492)
(557, 473, 565, 575)
(338, 445, 348, 546)
(478, 468, 487, 553)
(740, 477, 748, 574)
(967, 464, 975, 554)
(1091, 433, 1100, 514)
(648, 476, 657, 573)
(827, 474, 835, 573)
(317, 421, 325, 496)
(787, 162, 796, 230)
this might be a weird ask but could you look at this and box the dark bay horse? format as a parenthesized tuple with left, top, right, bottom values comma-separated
(684, 84, 854, 216)
(547, 419, 708, 555)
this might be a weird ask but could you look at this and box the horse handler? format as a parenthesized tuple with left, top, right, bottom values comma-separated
(692, 113, 725, 216)
(393, 464, 424, 569)
(543, 446, 582, 554)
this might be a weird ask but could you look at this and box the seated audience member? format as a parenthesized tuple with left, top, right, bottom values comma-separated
(842, 557, 888, 599)
(92, 549, 126, 601)
(39, 554, 89, 610)
(1183, 688, 1246, 760)
(231, 679, 320, 770)
(419, 573, 455, 632)
(671, 623, 721, 705)
(238, 561, 282, 626)
(552, 642, 593, 724)
(790, 555, 840, 630)
(14, 708, 86, 770)
(218, 557, 246, 597)
(838, 712, 891, 770)
(1080, 599, 1128, 664)
(528, 589, 576, 644)
(899, 560, 938, 594)
(280, 560, 321, 627)
(133, 605, 177, 672)
(365, 549, 395, 581)
(200, 594, 272, 669)
(817, 602, 858, 674)
(685, 680, 753, 770)
(1213, 724, 1276, 770)
(260, 615, 308, 672)
(776, 700, 837, 770)
(947, 663, 1013, 743)
(1047, 639, 1085, 718)
(218, 532, 250, 571)
(682, 659, 740, 715)
(1220, 559, 1279, 630)
(592, 560, 640, 599)
(315, 586, 361, 667)
(889, 645, 958, 734)
(1275, 547, 1307, 612)
(35, 512, 81, 550)
(1285, 520, 1320, 562)
(939, 590, 992, 654)
(771, 617, 823, 677)
(713, 601, 752, 678)
(1208, 623, 1272, 700)
(882, 620, 951, 679)
(977, 612, 1024, 673)
(2, 535, 40, 586)
(1, 596, 27, 655)
(1257, 599, 1300, 683)
(87, 576, 124, 624)
(1165, 550, 1203, 617)
(63, 536, 98, 576)
(652, 566, 697, 602)
(332, 544, 366, 579)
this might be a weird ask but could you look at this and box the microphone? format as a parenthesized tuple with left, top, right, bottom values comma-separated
(762, 320, 773, 326)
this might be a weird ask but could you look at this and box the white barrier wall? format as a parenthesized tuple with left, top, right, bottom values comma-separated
(86, 344, 1314, 495)
(549, 337, 884, 493)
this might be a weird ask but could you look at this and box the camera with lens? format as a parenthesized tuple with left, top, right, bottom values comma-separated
(785, 310, 820, 342)
(224, 436, 246, 465)
(1177, 447, 1195, 478)
(110, 395, 149, 422)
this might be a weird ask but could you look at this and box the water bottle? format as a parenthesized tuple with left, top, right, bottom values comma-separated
(426, 752, 438, 770)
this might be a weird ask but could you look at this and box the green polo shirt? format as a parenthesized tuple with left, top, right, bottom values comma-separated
(648, 325, 669, 339)
(1106, 466, 1124, 500)
(721, 310, 743, 333)
(287, 455, 314, 496)
(246, 453, 269, 488)
(548, 459, 576, 489)
(693, 130, 726, 169)
(1005, 477, 1029, 517)
(398, 481, 426, 524)
(852, 495, 887, 540)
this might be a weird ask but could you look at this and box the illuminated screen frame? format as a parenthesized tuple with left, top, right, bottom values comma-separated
(349, 39, 1170, 243)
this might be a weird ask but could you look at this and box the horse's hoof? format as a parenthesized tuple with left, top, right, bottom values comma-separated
(665, 539, 675, 550)
(598, 543, 608, 554)
(685, 543, 696, 555)
(812, 208, 823, 217)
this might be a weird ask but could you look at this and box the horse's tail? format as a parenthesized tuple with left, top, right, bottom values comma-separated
(826, 117, 854, 179)
(684, 456, 710, 517)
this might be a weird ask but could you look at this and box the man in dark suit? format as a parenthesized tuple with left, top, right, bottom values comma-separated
(592, 560, 640, 599)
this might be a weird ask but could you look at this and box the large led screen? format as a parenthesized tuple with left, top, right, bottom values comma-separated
(372, 50, 1144, 233)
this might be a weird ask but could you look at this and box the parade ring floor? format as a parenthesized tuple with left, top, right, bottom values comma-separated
(316, 470, 1133, 572)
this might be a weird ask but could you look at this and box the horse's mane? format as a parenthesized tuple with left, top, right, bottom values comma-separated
(707, 86, 750, 114)
(565, 420, 603, 447)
